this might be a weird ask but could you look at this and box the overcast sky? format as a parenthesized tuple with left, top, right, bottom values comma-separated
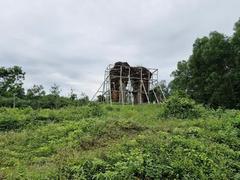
(0, 0, 239, 97)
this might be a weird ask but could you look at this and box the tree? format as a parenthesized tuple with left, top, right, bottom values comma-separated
(230, 18, 240, 108)
(169, 60, 189, 93)
(26, 85, 46, 99)
(79, 92, 89, 105)
(47, 84, 61, 109)
(0, 66, 25, 97)
(170, 19, 240, 109)
(69, 88, 77, 101)
(50, 84, 61, 96)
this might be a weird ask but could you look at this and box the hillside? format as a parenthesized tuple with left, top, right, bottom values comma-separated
(0, 104, 240, 179)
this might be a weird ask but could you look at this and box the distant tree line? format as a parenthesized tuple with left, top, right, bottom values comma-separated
(170, 18, 240, 109)
(0, 66, 89, 109)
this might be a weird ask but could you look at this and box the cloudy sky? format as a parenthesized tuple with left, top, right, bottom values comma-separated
(0, 0, 239, 97)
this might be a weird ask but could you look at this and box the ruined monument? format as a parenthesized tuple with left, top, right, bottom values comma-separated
(109, 62, 152, 104)
(92, 61, 165, 105)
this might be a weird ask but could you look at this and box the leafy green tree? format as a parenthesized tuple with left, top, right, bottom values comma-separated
(170, 19, 240, 109)
(189, 32, 233, 107)
(0, 66, 25, 97)
(26, 85, 46, 99)
(79, 93, 89, 105)
(230, 18, 240, 108)
(69, 88, 77, 101)
(169, 60, 189, 93)
(50, 83, 61, 96)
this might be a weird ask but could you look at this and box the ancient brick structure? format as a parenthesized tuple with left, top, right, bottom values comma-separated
(109, 62, 152, 104)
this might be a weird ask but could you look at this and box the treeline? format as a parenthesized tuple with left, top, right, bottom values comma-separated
(0, 66, 89, 109)
(170, 18, 240, 109)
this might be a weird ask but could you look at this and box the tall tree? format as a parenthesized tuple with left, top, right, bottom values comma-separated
(50, 84, 61, 96)
(171, 19, 240, 108)
(69, 88, 77, 101)
(169, 60, 189, 93)
(0, 66, 25, 97)
(230, 18, 240, 108)
(26, 85, 46, 98)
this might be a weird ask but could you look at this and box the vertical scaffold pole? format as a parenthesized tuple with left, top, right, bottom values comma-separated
(108, 65, 112, 105)
(119, 65, 124, 105)
(153, 88, 159, 104)
(102, 70, 107, 102)
(129, 67, 134, 106)
(139, 68, 142, 104)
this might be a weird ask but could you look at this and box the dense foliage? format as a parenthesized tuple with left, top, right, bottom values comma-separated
(0, 66, 89, 108)
(0, 95, 89, 109)
(0, 66, 25, 98)
(0, 72, 89, 109)
(161, 94, 202, 119)
(170, 19, 240, 109)
(0, 104, 239, 179)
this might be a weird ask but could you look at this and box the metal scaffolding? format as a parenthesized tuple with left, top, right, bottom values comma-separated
(91, 63, 166, 105)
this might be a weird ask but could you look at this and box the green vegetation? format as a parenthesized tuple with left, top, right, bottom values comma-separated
(170, 18, 240, 109)
(161, 94, 202, 119)
(1, 16, 240, 180)
(0, 103, 239, 179)
(0, 66, 89, 109)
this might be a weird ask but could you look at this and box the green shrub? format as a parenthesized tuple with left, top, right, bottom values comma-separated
(160, 95, 202, 119)
(0, 104, 239, 179)
(28, 111, 61, 124)
(60, 131, 240, 179)
(0, 116, 22, 131)
(88, 103, 103, 117)
(0, 109, 29, 131)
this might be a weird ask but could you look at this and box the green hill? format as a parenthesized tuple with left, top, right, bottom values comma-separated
(0, 104, 239, 179)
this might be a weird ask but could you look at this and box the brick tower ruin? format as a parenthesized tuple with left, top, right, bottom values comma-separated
(92, 61, 165, 105)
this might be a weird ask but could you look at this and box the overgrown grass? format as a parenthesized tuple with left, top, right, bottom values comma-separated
(0, 103, 239, 179)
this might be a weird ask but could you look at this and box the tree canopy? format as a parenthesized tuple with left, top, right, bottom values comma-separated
(170, 19, 240, 109)
(0, 66, 25, 98)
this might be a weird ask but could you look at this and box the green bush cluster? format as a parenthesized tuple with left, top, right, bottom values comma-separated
(61, 125, 240, 179)
(0, 95, 89, 109)
(0, 104, 240, 179)
(160, 95, 202, 119)
(0, 104, 104, 131)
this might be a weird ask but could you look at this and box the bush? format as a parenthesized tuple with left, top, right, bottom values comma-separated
(160, 95, 202, 119)
(88, 103, 103, 117)
(0, 116, 22, 131)
(0, 109, 29, 131)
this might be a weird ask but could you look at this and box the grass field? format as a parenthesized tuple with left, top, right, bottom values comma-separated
(0, 104, 240, 179)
